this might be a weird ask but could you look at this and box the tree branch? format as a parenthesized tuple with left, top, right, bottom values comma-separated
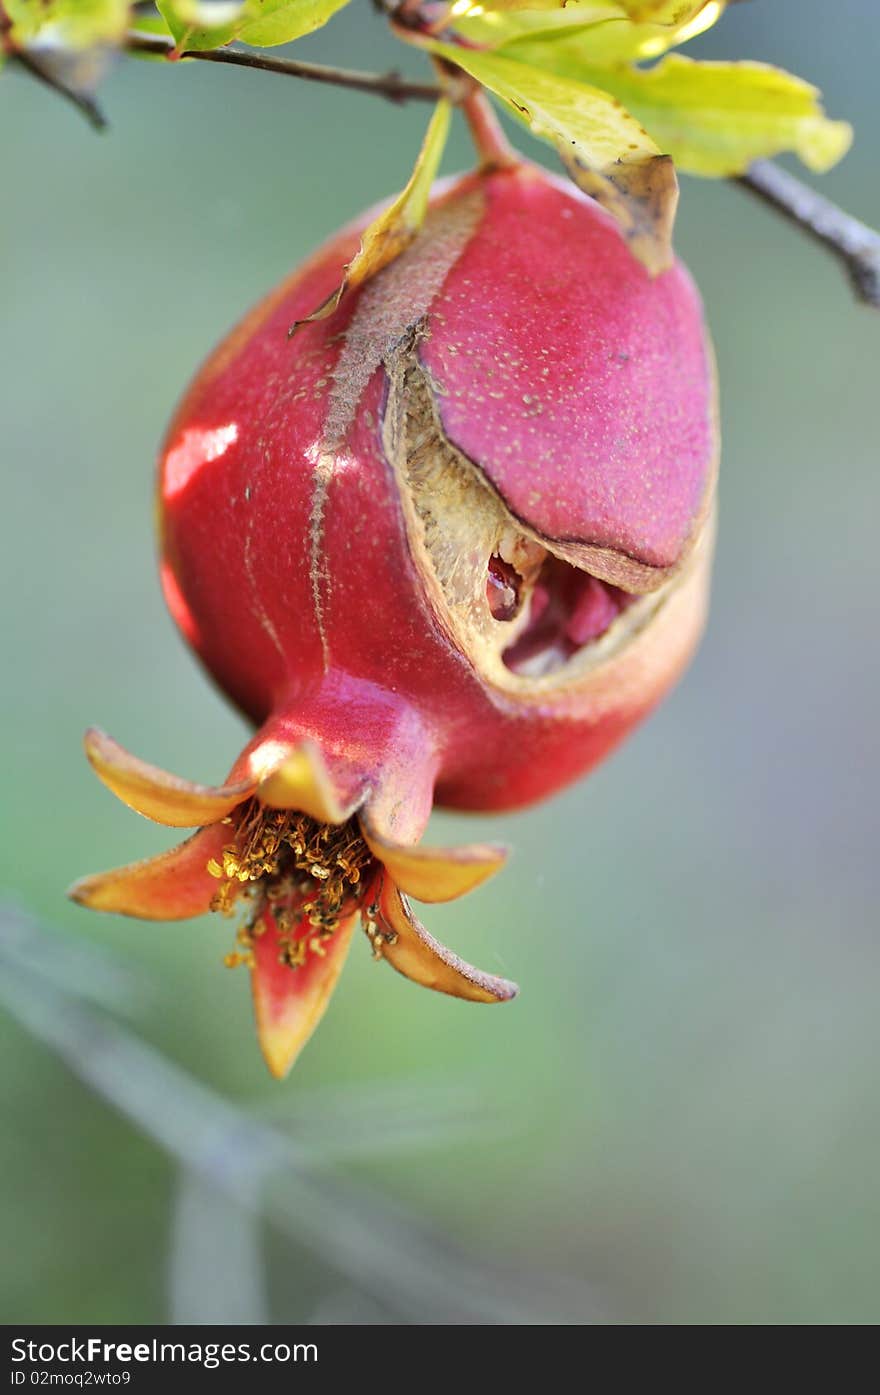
(111, 37, 880, 315)
(459, 81, 518, 170)
(125, 31, 444, 105)
(737, 159, 880, 311)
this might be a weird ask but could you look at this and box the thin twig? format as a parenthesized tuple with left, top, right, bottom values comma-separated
(459, 81, 518, 171)
(16, 23, 880, 312)
(125, 30, 444, 105)
(737, 159, 880, 311)
(126, 33, 880, 315)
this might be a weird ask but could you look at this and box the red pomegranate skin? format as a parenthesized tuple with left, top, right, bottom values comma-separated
(157, 161, 717, 845)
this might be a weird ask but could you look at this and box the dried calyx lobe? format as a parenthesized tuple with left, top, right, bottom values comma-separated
(158, 161, 717, 816)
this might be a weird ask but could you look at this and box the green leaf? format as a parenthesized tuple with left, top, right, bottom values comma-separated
(5, 0, 131, 48)
(616, 0, 719, 20)
(294, 98, 453, 328)
(453, 9, 624, 51)
(569, 2, 724, 61)
(457, 0, 717, 17)
(427, 40, 677, 274)
(455, 1, 722, 61)
(451, 0, 719, 53)
(128, 11, 177, 38)
(451, 1, 620, 14)
(505, 46, 853, 175)
(156, 0, 350, 53)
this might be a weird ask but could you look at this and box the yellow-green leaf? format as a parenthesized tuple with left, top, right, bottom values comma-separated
(458, 0, 716, 18)
(5, 0, 130, 48)
(508, 46, 853, 175)
(455, 1, 722, 62)
(606, 55, 852, 174)
(128, 11, 177, 39)
(453, 8, 623, 50)
(155, 0, 238, 52)
(451, 1, 620, 14)
(616, 0, 718, 21)
(293, 98, 452, 329)
(156, 0, 350, 53)
(574, 0, 724, 60)
(428, 41, 678, 274)
(236, 0, 349, 46)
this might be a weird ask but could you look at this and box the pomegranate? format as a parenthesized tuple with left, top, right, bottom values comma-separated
(71, 161, 718, 1077)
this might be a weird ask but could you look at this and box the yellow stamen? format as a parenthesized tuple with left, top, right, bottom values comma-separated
(361, 906, 399, 961)
(208, 800, 375, 972)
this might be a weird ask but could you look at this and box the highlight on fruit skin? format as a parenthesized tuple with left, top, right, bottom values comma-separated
(71, 159, 719, 1078)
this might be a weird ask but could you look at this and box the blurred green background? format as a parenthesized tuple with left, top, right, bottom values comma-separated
(2, 0, 878, 1325)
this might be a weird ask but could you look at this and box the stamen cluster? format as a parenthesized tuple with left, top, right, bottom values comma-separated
(207, 802, 375, 970)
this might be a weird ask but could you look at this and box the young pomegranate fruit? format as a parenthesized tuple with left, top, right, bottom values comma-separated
(71, 161, 718, 1078)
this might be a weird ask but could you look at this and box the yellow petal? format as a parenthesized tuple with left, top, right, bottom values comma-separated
(372, 874, 518, 1004)
(251, 908, 356, 1079)
(256, 742, 358, 824)
(84, 728, 255, 828)
(361, 820, 508, 903)
(67, 824, 228, 920)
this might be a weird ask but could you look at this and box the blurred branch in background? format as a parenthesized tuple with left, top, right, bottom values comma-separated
(0, 903, 606, 1325)
(738, 160, 880, 310)
(0, 901, 148, 1016)
(8, 45, 107, 129)
(170, 1171, 270, 1324)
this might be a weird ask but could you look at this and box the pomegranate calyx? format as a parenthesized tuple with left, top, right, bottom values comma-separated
(70, 726, 518, 1078)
